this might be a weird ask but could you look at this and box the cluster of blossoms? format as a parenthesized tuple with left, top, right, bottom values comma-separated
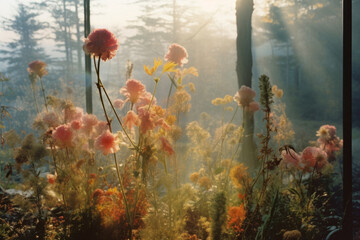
(233, 86, 260, 112)
(316, 124, 343, 161)
(280, 124, 342, 172)
(281, 147, 328, 172)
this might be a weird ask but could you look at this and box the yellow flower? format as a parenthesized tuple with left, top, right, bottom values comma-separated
(230, 164, 249, 189)
(144, 57, 162, 76)
(190, 172, 200, 183)
(162, 61, 177, 74)
(198, 176, 211, 190)
(188, 82, 196, 92)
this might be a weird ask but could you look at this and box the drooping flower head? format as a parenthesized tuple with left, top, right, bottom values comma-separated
(120, 79, 146, 105)
(164, 43, 188, 67)
(28, 60, 48, 78)
(83, 29, 119, 61)
(95, 130, 120, 155)
(234, 86, 256, 107)
(123, 110, 140, 129)
(300, 146, 328, 172)
(52, 124, 74, 147)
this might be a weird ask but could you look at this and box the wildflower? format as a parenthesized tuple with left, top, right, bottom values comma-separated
(234, 86, 256, 107)
(138, 109, 155, 134)
(82, 114, 99, 136)
(47, 174, 56, 184)
(88, 173, 97, 185)
(123, 110, 140, 129)
(113, 99, 125, 109)
(164, 43, 188, 66)
(190, 172, 200, 183)
(300, 147, 328, 172)
(137, 91, 156, 109)
(95, 130, 120, 155)
(70, 120, 82, 130)
(160, 137, 175, 156)
(227, 205, 246, 234)
(120, 79, 146, 105)
(52, 124, 73, 147)
(170, 88, 191, 113)
(64, 106, 83, 122)
(83, 29, 119, 61)
(280, 149, 301, 169)
(230, 164, 249, 189)
(272, 85, 283, 98)
(92, 189, 105, 201)
(246, 101, 260, 112)
(42, 112, 60, 128)
(188, 82, 196, 92)
(198, 176, 211, 190)
(28, 60, 48, 78)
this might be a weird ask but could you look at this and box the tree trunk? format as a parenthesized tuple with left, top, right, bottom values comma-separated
(236, 0, 258, 170)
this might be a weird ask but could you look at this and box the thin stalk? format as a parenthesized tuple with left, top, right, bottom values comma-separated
(31, 83, 40, 114)
(39, 77, 48, 111)
(93, 56, 132, 236)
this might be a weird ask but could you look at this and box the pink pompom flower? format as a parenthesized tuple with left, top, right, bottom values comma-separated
(28, 60, 48, 78)
(246, 101, 260, 112)
(83, 29, 119, 61)
(95, 130, 120, 155)
(52, 124, 74, 147)
(164, 43, 188, 67)
(234, 86, 256, 107)
(119, 79, 146, 105)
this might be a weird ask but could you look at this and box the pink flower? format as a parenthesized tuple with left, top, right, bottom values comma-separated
(138, 109, 155, 134)
(47, 174, 56, 184)
(246, 101, 260, 112)
(300, 147, 328, 172)
(123, 110, 140, 129)
(83, 29, 119, 61)
(234, 86, 256, 107)
(160, 137, 175, 156)
(95, 121, 109, 136)
(164, 43, 188, 66)
(64, 106, 83, 122)
(70, 120, 82, 130)
(114, 99, 125, 109)
(137, 91, 156, 109)
(95, 130, 120, 155)
(280, 149, 301, 169)
(82, 114, 99, 136)
(120, 79, 146, 105)
(42, 112, 60, 128)
(28, 60, 48, 78)
(52, 124, 73, 147)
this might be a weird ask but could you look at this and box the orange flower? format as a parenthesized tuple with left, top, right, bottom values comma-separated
(228, 205, 246, 234)
(83, 29, 119, 61)
(28, 60, 48, 78)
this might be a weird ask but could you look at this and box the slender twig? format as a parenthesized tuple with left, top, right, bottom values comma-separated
(39, 77, 48, 111)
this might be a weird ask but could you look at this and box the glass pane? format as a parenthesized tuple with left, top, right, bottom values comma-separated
(0, 0, 348, 239)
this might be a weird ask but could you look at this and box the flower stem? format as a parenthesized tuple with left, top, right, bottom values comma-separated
(93, 56, 132, 232)
(31, 83, 40, 114)
(39, 77, 48, 112)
